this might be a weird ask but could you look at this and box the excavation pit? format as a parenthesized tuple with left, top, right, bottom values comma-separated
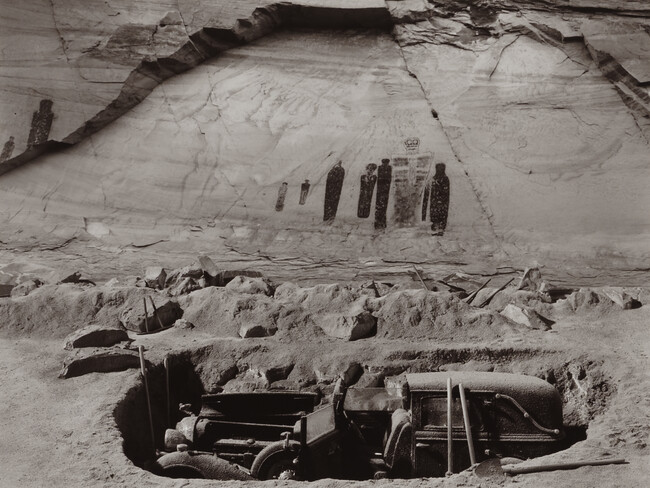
(115, 344, 611, 481)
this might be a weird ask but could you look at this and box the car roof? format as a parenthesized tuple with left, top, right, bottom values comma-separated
(406, 372, 562, 424)
(406, 371, 555, 393)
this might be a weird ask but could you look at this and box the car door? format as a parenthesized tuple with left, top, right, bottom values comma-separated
(412, 393, 483, 476)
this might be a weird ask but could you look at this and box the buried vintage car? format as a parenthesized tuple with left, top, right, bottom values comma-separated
(155, 371, 566, 480)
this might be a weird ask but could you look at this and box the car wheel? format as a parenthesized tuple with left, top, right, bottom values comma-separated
(251, 441, 300, 480)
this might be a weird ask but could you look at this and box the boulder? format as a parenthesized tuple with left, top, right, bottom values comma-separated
(63, 324, 129, 350)
(225, 276, 274, 296)
(198, 255, 220, 283)
(119, 298, 183, 332)
(59, 349, 140, 378)
(56, 270, 82, 284)
(216, 270, 263, 286)
(516, 267, 545, 292)
(144, 267, 166, 290)
(500, 304, 554, 330)
(238, 322, 277, 338)
(10, 279, 42, 297)
(167, 277, 202, 296)
(173, 318, 195, 329)
(319, 310, 376, 341)
(600, 288, 642, 310)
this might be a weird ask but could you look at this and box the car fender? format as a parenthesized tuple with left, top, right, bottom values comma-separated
(384, 408, 412, 470)
(155, 451, 253, 480)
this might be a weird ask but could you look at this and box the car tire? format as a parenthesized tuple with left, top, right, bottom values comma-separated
(250, 441, 300, 480)
(155, 451, 252, 480)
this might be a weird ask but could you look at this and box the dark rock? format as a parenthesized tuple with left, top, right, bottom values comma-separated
(63, 324, 129, 350)
(0, 284, 13, 297)
(238, 322, 277, 338)
(59, 349, 140, 378)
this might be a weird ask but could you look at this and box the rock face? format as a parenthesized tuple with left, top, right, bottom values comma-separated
(0, 1, 649, 282)
(63, 324, 129, 350)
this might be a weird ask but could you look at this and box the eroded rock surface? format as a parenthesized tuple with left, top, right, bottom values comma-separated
(0, 1, 648, 285)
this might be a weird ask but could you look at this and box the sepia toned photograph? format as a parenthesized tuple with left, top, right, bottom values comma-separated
(0, 1, 648, 486)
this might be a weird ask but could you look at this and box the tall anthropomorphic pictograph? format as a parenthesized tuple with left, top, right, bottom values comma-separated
(429, 163, 450, 235)
(324, 161, 345, 222)
(357, 163, 377, 218)
(374, 158, 392, 229)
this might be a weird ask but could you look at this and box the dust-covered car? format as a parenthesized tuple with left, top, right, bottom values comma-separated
(155, 371, 566, 480)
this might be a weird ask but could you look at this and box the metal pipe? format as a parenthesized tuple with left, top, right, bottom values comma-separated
(446, 377, 453, 476)
(143, 297, 149, 333)
(138, 345, 156, 453)
(148, 296, 165, 330)
(164, 356, 170, 428)
(458, 383, 476, 466)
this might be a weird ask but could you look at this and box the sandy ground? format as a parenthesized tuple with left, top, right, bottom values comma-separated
(0, 274, 648, 488)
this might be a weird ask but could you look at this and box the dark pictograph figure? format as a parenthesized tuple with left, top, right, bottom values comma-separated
(323, 161, 345, 221)
(0, 136, 15, 163)
(357, 163, 377, 218)
(275, 182, 288, 211)
(374, 158, 392, 229)
(27, 99, 54, 147)
(429, 163, 450, 235)
(421, 181, 430, 221)
(299, 179, 310, 205)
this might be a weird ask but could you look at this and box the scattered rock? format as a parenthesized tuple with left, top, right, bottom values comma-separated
(264, 364, 295, 383)
(59, 349, 140, 378)
(10, 279, 42, 297)
(198, 255, 220, 283)
(319, 309, 376, 341)
(501, 304, 554, 330)
(144, 267, 166, 290)
(167, 276, 202, 296)
(104, 278, 120, 287)
(225, 276, 274, 296)
(239, 322, 277, 338)
(119, 298, 182, 332)
(516, 267, 545, 292)
(56, 270, 83, 284)
(355, 372, 385, 388)
(217, 270, 263, 287)
(173, 318, 194, 329)
(63, 324, 129, 350)
(601, 288, 642, 310)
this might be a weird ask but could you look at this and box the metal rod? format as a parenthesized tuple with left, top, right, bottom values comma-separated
(503, 458, 626, 475)
(164, 356, 170, 428)
(464, 279, 491, 305)
(412, 265, 429, 291)
(148, 296, 165, 330)
(477, 278, 514, 308)
(143, 297, 149, 333)
(446, 377, 453, 476)
(138, 346, 156, 453)
(458, 383, 476, 466)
